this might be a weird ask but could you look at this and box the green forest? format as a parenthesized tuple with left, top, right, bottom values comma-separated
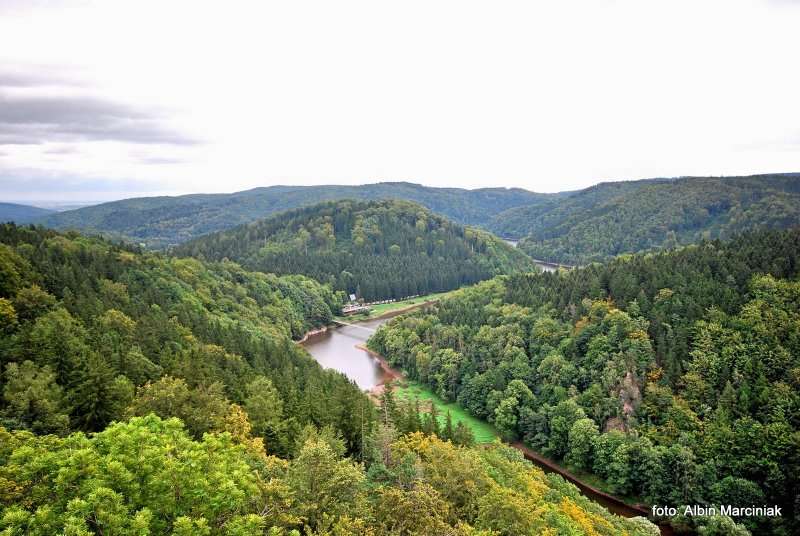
(39, 182, 551, 249)
(1, 416, 661, 536)
(175, 199, 535, 301)
(491, 174, 800, 264)
(4, 178, 800, 535)
(0, 224, 662, 535)
(0, 224, 368, 453)
(0, 203, 54, 225)
(369, 228, 800, 535)
(32, 175, 800, 264)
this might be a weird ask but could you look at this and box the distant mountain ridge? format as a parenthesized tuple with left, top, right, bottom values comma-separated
(34, 174, 800, 263)
(39, 182, 554, 249)
(488, 173, 800, 264)
(175, 198, 536, 301)
(0, 202, 54, 224)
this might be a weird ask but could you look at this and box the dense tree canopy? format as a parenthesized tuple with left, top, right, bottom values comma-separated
(0, 415, 658, 535)
(39, 182, 551, 249)
(369, 228, 800, 535)
(0, 223, 370, 456)
(175, 199, 535, 301)
(33, 175, 800, 265)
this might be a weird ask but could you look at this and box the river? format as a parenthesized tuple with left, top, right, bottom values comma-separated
(300, 316, 391, 390)
(501, 238, 567, 273)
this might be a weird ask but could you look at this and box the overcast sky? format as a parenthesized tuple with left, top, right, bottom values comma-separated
(1, 0, 799, 203)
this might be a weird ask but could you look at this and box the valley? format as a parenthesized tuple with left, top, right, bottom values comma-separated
(3, 2, 797, 532)
(2, 179, 799, 535)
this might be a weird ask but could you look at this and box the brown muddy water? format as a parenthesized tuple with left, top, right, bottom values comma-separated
(300, 316, 391, 390)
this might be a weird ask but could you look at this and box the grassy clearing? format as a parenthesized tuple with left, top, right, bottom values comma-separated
(337, 290, 454, 321)
(394, 380, 498, 444)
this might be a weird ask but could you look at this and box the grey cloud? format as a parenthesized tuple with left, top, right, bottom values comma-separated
(0, 72, 198, 146)
(0, 1, 91, 15)
(42, 145, 79, 155)
(0, 94, 149, 123)
(0, 135, 41, 145)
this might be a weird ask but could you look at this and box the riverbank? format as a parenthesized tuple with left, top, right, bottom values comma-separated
(510, 441, 651, 518)
(356, 343, 404, 398)
(393, 380, 499, 444)
(294, 292, 440, 346)
(295, 325, 328, 344)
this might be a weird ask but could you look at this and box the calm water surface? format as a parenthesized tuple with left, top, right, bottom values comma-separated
(301, 317, 390, 390)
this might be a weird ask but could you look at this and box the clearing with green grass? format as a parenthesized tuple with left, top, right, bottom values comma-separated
(337, 291, 454, 321)
(393, 380, 498, 444)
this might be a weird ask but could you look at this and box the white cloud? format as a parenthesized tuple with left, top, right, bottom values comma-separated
(0, 0, 798, 201)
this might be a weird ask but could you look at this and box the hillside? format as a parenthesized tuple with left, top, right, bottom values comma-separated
(176, 199, 536, 301)
(38, 182, 552, 249)
(0, 223, 660, 535)
(38, 174, 800, 263)
(0, 202, 54, 223)
(370, 228, 800, 535)
(488, 173, 800, 264)
(0, 223, 370, 455)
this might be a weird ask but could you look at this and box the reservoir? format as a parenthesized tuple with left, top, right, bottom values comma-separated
(301, 316, 389, 390)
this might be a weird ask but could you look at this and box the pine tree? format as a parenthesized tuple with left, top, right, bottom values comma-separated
(428, 402, 440, 437)
(443, 410, 454, 442)
(379, 385, 399, 425)
(452, 421, 474, 447)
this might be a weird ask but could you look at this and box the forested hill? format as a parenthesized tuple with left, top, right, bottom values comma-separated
(0, 202, 54, 224)
(0, 223, 371, 456)
(369, 227, 800, 535)
(38, 182, 552, 249)
(175, 199, 536, 301)
(488, 173, 800, 264)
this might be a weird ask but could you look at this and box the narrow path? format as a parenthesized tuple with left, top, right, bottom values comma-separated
(512, 442, 673, 535)
(511, 441, 647, 515)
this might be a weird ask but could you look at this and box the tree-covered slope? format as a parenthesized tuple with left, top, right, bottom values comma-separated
(0, 225, 660, 536)
(39, 182, 552, 249)
(0, 223, 373, 456)
(0, 417, 660, 536)
(489, 173, 800, 264)
(176, 199, 537, 301)
(0, 202, 54, 224)
(369, 228, 800, 535)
